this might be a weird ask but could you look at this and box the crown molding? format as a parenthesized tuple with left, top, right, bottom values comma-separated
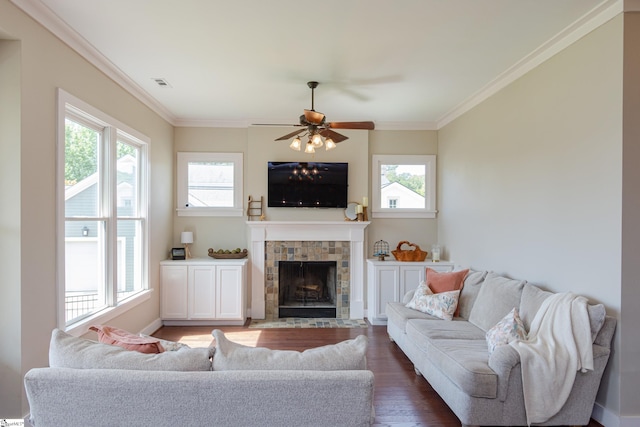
(437, 0, 623, 129)
(10, 0, 178, 125)
(11, 0, 627, 131)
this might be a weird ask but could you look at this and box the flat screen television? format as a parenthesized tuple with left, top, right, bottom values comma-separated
(267, 161, 348, 208)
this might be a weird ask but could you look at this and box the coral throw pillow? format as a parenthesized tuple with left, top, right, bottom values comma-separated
(90, 325, 165, 354)
(427, 268, 469, 316)
(426, 268, 470, 293)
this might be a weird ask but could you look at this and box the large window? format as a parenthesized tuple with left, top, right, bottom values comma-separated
(176, 152, 243, 216)
(371, 154, 437, 218)
(57, 89, 149, 331)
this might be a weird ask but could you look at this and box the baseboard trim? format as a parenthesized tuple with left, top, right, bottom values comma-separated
(140, 318, 163, 335)
(592, 401, 621, 427)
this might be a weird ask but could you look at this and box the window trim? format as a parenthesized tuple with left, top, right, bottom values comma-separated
(176, 152, 244, 217)
(56, 88, 150, 331)
(371, 154, 437, 219)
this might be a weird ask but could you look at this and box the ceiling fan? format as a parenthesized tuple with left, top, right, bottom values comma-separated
(268, 81, 375, 153)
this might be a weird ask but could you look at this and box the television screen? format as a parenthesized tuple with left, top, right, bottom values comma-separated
(267, 161, 348, 208)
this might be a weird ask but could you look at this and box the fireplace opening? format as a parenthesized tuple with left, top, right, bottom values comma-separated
(278, 261, 337, 318)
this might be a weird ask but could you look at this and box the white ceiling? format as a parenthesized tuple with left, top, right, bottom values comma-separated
(15, 0, 621, 129)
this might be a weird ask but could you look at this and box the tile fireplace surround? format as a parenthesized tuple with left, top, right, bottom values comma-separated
(247, 221, 370, 320)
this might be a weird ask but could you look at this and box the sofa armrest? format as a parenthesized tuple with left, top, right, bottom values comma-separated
(488, 344, 521, 401)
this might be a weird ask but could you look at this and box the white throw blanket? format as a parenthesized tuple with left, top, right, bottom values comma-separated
(510, 292, 593, 426)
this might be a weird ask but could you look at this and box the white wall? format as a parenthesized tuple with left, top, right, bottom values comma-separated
(0, 38, 22, 416)
(438, 15, 625, 423)
(0, 2, 174, 417)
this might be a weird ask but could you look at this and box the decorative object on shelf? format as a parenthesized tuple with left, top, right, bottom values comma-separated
(247, 195, 264, 221)
(256, 81, 375, 154)
(431, 244, 441, 262)
(181, 231, 193, 259)
(208, 248, 248, 259)
(344, 202, 358, 221)
(171, 247, 186, 260)
(373, 240, 390, 261)
(362, 196, 369, 221)
(391, 241, 428, 262)
(356, 204, 364, 221)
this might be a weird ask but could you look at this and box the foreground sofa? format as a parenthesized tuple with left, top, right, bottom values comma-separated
(386, 270, 616, 427)
(24, 329, 374, 427)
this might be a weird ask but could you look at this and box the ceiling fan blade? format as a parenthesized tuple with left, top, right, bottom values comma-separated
(275, 129, 305, 141)
(253, 123, 300, 126)
(327, 121, 375, 130)
(304, 109, 325, 125)
(319, 129, 349, 143)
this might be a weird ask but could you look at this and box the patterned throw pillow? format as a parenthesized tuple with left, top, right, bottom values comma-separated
(406, 287, 461, 321)
(406, 280, 434, 310)
(485, 307, 526, 356)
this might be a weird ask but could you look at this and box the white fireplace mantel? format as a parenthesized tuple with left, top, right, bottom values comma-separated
(247, 221, 370, 319)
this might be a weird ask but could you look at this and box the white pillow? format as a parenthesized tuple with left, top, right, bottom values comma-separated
(405, 280, 433, 310)
(485, 308, 526, 356)
(211, 329, 367, 371)
(406, 287, 460, 321)
(49, 329, 213, 371)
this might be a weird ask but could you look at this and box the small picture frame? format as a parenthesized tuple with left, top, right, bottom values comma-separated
(171, 247, 186, 260)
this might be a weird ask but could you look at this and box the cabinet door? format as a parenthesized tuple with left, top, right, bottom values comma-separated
(160, 265, 188, 319)
(188, 265, 216, 319)
(216, 265, 244, 320)
(400, 265, 426, 298)
(372, 265, 399, 320)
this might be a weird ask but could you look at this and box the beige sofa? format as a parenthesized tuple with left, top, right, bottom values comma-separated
(24, 329, 375, 427)
(386, 270, 616, 427)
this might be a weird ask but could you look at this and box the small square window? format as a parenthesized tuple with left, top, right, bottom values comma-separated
(372, 155, 436, 218)
(177, 152, 243, 217)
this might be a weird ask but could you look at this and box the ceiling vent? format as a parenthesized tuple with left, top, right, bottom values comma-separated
(152, 78, 172, 88)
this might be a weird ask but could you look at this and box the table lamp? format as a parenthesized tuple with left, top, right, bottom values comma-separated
(181, 231, 193, 259)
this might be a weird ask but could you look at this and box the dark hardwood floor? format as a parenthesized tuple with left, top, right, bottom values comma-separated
(153, 323, 603, 427)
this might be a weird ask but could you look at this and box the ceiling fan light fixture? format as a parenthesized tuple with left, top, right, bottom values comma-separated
(289, 137, 301, 151)
(311, 133, 323, 148)
(325, 138, 336, 151)
(304, 142, 315, 154)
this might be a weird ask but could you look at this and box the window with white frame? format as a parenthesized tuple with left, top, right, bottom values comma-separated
(371, 154, 437, 218)
(58, 89, 149, 330)
(176, 152, 243, 216)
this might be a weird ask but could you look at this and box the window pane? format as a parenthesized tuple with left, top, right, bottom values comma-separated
(117, 219, 143, 302)
(117, 141, 139, 216)
(187, 161, 234, 207)
(65, 119, 99, 217)
(64, 220, 106, 323)
(380, 164, 426, 209)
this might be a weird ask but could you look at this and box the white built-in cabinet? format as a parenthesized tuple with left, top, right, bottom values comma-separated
(367, 259, 455, 325)
(160, 258, 247, 325)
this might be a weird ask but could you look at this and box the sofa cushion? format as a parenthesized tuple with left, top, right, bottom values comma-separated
(468, 273, 526, 332)
(212, 329, 367, 371)
(425, 338, 498, 399)
(457, 270, 488, 320)
(406, 318, 486, 342)
(407, 288, 460, 321)
(49, 329, 213, 371)
(485, 308, 526, 356)
(386, 301, 440, 332)
(89, 325, 164, 354)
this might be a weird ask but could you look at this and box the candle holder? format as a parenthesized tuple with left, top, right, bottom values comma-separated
(363, 206, 368, 221)
(357, 212, 364, 222)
